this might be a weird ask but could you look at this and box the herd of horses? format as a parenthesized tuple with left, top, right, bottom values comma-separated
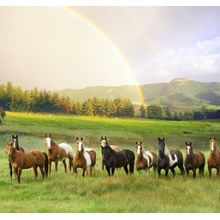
(6, 134, 220, 183)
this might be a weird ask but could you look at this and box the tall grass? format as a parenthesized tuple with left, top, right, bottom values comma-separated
(0, 112, 220, 213)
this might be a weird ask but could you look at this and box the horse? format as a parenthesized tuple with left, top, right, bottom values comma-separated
(184, 142, 205, 178)
(208, 137, 220, 178)
(73, 137, 96, 177)
(102, 143, 135, 176)
(100, 136, 121, 170)
(135, 141, 158, 173)
(7, 143, 48, 183)
(8, 134, 25, 180)
(45, 134, 73, 173)
(157, 137, 184, 177)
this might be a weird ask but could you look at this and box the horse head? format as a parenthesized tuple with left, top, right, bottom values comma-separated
(136, 141, 143, 158)
(185, 142, 193, 156)
(45, 134, 52, 150)
(12, 134, 19, 149)
(101, 136, 108, 149)
(209, 137, 217, 154)
(76, 137, 84, 155)
(102, 144, 112, 163)
(158, 137, 165, 157)
(7, 142, 16, 159)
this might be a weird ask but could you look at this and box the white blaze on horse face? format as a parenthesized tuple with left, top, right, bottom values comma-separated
(211, 141, 215, 152)
(137, 145, 141, 155)
(45, 137, 51, 149)
(13, 138, 16, 148)
(101, 140, 107, 148)
(186, 145, 191, 155)
(78, 141, 83, 152)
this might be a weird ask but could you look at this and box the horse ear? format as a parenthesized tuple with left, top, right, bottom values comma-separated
(140, 142, 142, 145)
(136, 141, 138, 144)
(81, 137, 83, 141)
(45, 134, 48, 138)
(158, 137, 160, 141)
(49, 134, 51, 138)
(101, 136, 103, 140)
(104, 136, 107, 140)
(185, 142, 188, 145)
(190, 142, 192, 145)
(214, 137, 216, 140)
(76, 137, 79, 140)
(162, 138, 165, 142)
(16, 134, 18, 138)
(12, 134, 14, 138)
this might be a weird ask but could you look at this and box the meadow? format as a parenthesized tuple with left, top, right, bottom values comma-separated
(1, 112, 220, 213)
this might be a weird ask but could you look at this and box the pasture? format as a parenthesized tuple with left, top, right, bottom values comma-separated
(1, 112, 220, 212)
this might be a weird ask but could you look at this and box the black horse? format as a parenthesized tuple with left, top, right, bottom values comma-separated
(157, 137, 184, 177)
(9, 134, 25, 180)
(102, 145, 135, 176)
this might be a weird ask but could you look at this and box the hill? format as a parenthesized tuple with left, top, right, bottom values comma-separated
(57, 78, 220, 110)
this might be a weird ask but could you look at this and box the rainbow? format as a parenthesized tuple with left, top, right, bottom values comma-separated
(64, 7, 149, 106)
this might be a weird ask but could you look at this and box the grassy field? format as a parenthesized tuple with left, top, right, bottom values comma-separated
(1, 112, 220, 213)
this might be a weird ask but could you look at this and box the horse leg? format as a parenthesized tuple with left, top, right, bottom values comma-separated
(193, 168, 196, 178)
(208, 167, 212, 178)
(178, 164, 185, 175)
(106, 166, 111, 176)
(112, 167, 115, 176)
(33, 166, 38, 180)
(157, 168, 161, 177)
(39, 166, 45, 179)
(123, 165, 129, 175)
(165, 168, 169, 177)
(48, 159, 52, 174)
(9, 161, 13, 181)
(68, 158, 72, 171)
(14, 167, 18, 182)
(73, 165, 77, 177)
(89, 166, 93, 177)
(17, 168, 22, 184)
(62, 160, 67, 173)
(170, 167, 175, 176)
(199, 166, 204, 177)
(186, 169, 189, 176)
(55, 160, 58, 172)
(82, 167, 86, 177)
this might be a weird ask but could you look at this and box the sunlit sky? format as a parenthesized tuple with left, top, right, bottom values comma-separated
(0, 7, 220, 90)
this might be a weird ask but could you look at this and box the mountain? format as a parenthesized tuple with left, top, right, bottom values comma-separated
(56, 78, 220, 110)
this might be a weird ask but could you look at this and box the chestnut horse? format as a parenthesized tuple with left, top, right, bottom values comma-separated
(7, 143, 48, 183)
(73, 137, 96, 177)
(135, 142, 158, 173)
(45, 134, 73, 173)
(184, 142, 205, 178)
(208, 137, 220, 177)
(9, 134, 25, 180)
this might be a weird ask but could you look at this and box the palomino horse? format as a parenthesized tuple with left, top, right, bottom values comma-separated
(208, 137, 220, 177)
(9, 134, 25, 180)
(157, 137, 184, 177)
(7, 143, 48, 183)
(184, 142, 205, 178)
(102, 144, 135, 176)
(100, 136, 120, 170)
(45, 134, 73, 173)
(135, 142, 158, 173)
(73, 137, 96, 177)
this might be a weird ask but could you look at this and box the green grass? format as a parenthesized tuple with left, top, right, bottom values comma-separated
(1, 111, 220, 213)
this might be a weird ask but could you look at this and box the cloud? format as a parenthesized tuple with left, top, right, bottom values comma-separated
(139, 37, 220, 83)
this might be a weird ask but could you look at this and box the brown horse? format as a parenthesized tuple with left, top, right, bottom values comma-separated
(7, 143, 48, 183)
(184, 142, 205, 178)
(208, 137, 220, 177)
(135, 142, 158, 173)
(73, 137, 96, 177)
(45, 134, 73, 173)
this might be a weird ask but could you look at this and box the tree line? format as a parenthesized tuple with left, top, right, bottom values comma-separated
(139, 104, 220, 120)
(0, 82, 134, 117)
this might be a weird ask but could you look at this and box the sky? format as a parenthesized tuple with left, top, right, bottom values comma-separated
(0, 7, 220, 90)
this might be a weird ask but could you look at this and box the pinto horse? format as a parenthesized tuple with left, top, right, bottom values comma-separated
(208, 137, 220, 177)
(135, 142, 158, 173)
(7, 143, 48, 183)
(9, 134, 25, 180)
(184, 142, 205, 178)
(45, 134, 73, 173)
(73, 137, 96, 177)
(157, 137, 184, 177)
(102, 144, 135, 176)
(100, 136, 120, 170)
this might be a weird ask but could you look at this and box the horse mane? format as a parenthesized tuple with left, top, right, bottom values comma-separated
(164, 145, 170, 157)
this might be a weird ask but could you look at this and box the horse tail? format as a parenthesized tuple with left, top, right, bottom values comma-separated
(42, 152, 48, 177)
